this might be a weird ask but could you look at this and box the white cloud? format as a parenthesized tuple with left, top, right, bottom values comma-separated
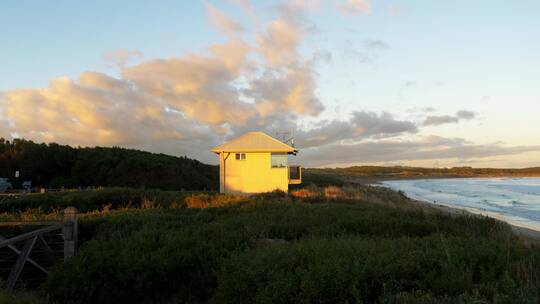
(206, 3, 244, 36)
(337, 0, 370, 15)
(257, 19, 303, 67)
(1, 0, 537, 168)
(102, 49, 143, 68)
(0, 1, 325, 161)
(123, 39, 255, 126)
(2, 72, 214, 147)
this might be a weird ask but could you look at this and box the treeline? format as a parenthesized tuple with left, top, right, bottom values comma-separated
(311, 165, 540, 178)
(0, 138, 218, 190)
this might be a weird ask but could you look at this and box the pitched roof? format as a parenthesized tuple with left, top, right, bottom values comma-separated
(211, 132, 297, 154)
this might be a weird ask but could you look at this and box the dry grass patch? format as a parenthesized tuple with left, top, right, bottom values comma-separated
(185, 193, 246, 209)
(290, 188, 319, 199)
(324, 186, 344, 200)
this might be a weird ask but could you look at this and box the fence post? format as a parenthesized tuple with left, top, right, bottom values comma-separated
(62, 207, 78, 260)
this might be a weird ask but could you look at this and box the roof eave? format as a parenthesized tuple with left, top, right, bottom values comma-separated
(211, 149, 297, 154)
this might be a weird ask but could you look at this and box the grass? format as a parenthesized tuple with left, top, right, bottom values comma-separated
(1, 186, 540, 303)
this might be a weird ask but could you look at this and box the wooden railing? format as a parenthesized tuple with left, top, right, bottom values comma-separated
(0, 207, 78, 291)
(288, 166, 302, 185)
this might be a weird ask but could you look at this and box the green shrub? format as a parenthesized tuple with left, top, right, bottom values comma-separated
(0, 188, 192, 213)
(0, 290, 45, 304)
(2, 186, 539, 303)
(215, 237, 538, 303)
(49, 177, 78, 189)
(296, 171, 345, 187)
(45, 208, 255, 303)
(42, 201, 540, 303)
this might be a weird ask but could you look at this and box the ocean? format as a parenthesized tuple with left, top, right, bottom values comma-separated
(382, 178, 540, 231)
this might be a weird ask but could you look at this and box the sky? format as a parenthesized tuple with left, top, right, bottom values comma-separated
(1, 0, 539, 168)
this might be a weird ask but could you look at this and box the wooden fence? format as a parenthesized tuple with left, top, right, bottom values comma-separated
(0, 207, 78, 291)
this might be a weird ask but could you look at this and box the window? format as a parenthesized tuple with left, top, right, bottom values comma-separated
(235, 153, 246, 160)
(271, 153, 288, 168)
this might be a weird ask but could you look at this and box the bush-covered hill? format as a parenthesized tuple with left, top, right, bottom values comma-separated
(0, 138, 218, 191)
(2, 187, 539, 303)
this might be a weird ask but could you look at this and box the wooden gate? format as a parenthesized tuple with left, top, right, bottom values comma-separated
(0, 207, 78, 291)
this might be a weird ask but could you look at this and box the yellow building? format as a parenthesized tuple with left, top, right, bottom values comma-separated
(211, 132, 302, 193)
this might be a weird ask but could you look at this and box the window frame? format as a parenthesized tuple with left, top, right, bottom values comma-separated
(235, 153, 246, 161)
(270, 153, 289, 168)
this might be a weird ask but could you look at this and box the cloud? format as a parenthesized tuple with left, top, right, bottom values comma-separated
(350, 111, 417, 137)
(2, 0, 535, 168)
(255, 0, 322, 67)
(248, 64, 324, 117)
(301, 135, 540, 166)
(0, 1, 325, 162)
(221, 109, 417, 152)
(407, 107, 436, 113)
(257, 19, 303, 66)
(123, 39, 255, 126)
(297, 111, 418, 148)
(206, 3, 244, 36)
(228, 0, 258, 22)
(423, 110, 477, 126)
(102, 49, 143, 68)
(2, 28, 324, 147)
(456, 110, 476, 120)
(276, 0, 319, 20)
(423, 115, 459, 126)
(1, 72, 216, 147)
(337, 0, 370, 15)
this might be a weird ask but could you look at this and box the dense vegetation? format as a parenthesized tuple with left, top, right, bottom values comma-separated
(0, 138, 218, 190)
(2, 137, 539, 192)
(308, 165, 540, 182)
(2, 140, 540, 303)
(2, 186, 540, 303)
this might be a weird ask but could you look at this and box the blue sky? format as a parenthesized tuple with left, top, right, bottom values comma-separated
(1, 0, 539, 167)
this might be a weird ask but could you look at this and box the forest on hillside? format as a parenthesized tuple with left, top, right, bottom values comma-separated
(0, 138, 218, 190)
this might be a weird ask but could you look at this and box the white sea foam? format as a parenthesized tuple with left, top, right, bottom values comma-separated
(382, 178, 540, 231)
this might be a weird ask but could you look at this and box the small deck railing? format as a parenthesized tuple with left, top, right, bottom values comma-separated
(288, 166, 302, 185)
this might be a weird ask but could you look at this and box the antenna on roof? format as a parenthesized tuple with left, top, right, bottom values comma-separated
(276, 128, 295, 148)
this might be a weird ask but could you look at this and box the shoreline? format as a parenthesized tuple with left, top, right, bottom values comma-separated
(355, 175, 540, 243)
(406, 197, 540, 244)
(347, 174, 540, 186)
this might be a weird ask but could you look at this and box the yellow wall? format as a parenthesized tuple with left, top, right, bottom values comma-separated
(218, 152, 289, 193)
